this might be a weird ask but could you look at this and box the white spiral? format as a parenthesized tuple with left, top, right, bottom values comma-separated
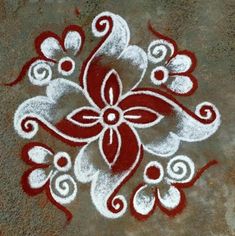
(50, 173, 78, 205)
(148, 39, 174, 64)
(28, 60, 52, 86)
(166, 155, 195, 184)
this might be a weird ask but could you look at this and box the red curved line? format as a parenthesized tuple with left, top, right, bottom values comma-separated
(133, 87, 217, 124)
(4, 25, 85, 87)
(3, 57, 39, 86)
(21, 117, 87, 147)
(22, 171, 73, 223)
(148, 21, 178, 54)
(21, 169, 73, 222)
(156, 160, 218, 217)
(107, 145, 143, 214)
(130, 182, 157, 221)
(79, 15, 114, 87)
(74, 7, 80, 16)
(35, 30, 64, 57)
(155, 187, 187, 217)
(174, 160, 218, 189)
(45, 184, 73, 223)
(21, 144, 73, 222)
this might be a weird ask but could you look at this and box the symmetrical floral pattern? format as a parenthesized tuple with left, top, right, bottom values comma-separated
(12, 12, 221, 221)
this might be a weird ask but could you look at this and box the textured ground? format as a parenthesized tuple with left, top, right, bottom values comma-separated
(0, 0, 235, 235)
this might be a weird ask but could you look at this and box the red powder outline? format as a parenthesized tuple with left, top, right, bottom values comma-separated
(107, 146, 144, 214)
(79, 16, 113, 87)
(133, 87, 217, 124)
(130, 160, 218, 220)
(4, 25, 85, 86)
(148, 22, 198, 96)
(21, 142, 73, 222)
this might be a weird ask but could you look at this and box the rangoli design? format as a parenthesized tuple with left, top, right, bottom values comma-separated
(11, 11, 221, 221)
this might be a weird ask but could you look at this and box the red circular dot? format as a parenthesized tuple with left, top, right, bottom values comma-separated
(103, 108, 120, 125)
(146, 166, 161, 180)
(154, 70, 165, 81)
(61, 60, 73, 72)
(57, 157, 67, 167)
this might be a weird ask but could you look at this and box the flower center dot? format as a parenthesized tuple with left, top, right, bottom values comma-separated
(154, 70, 165, 81)
(61, 60, 73, 72)
(107, 113, 116, 121)
(57, 157, 67, 167)
(103, 108, 120, 125)
(146, 166, 161, 180)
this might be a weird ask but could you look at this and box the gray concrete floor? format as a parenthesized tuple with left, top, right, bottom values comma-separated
(0, 0, 235, 235)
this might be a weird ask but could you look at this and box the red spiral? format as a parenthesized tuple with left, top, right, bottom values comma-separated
(21, 117, 35, 132)
(95, 15, 113, 34)
(107, 195, 124, 214)
(198, 104, 217, 124)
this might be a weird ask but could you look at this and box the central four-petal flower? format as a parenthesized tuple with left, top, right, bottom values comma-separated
(56, 69, 163, 172)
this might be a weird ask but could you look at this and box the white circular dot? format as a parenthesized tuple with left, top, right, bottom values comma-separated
(107, 113, 116, 121)
(58, 56, 75, 76)
(143, 161, 164, 185)
(53, 152, 72, 172)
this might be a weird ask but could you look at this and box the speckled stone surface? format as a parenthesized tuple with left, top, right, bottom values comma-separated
(0, 0, 235, 235)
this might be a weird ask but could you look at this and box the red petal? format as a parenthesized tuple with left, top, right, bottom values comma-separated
(111, 123, 140, 173)
(101, 128, 120, 165)
(83, 57, 111, 108)
(68, 107, 99, 126)
(56, 118, 102, 141)
(119, 91, 174, 116)
(124, 107, 160, 127)
(102, 70, 122, 105)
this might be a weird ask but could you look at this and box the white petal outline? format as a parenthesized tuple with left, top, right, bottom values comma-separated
(40, 37, 62, 60)
(101, 69, 123, 106)
(132, 184, 156, 216)
(67, 106, 100, 127)
(28, 168, 52, 189)
(83, 12, 147, 109)
(166, 75, 193, 94)
(167, 54, 192, 73)
(28, 145, 53, 164)
(64, 31, 82, 54)
(157, 186, 181, 209)
(124, 106, 164, 129)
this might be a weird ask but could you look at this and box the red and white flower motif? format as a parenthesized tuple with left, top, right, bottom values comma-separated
(15, 25, 84, 86)
(12, 11, 221, 220)
(131, 156, 217, 220)
(148, 26, 197, 96)
(58, 68, 164, 172)
(21, 142, 77, 221)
